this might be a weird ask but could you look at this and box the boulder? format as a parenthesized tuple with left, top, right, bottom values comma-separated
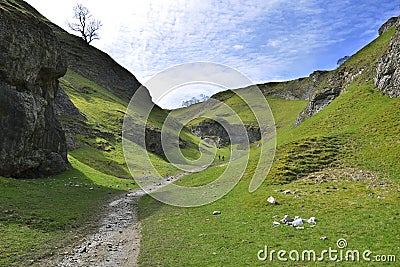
(0, 1, 68, 178)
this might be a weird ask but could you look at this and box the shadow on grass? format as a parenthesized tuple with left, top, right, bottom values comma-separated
(0, 166, 122, 233)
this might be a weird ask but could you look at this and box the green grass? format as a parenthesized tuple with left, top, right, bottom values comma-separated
(0, 156, 134, 266)
(138, 86, 400, 266)
(60, 69, 204, 178)
(139, 178, 399, 266)
(0, 63, 203, 266)
(137, 27, 400, 266)
(1, 5, 399, 266)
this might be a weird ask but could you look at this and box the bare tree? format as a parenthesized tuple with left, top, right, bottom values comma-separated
(68, 4, 102, 44)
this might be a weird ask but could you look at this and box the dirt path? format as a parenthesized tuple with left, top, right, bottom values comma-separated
(56, 170, 194, 267)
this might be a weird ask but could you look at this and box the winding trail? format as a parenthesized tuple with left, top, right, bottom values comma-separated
(56, 170, 195, 267)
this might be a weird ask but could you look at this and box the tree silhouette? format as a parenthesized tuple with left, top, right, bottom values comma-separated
(68, 4, 102, 44)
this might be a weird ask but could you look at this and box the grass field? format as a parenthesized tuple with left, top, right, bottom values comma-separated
(138, 86, 400, 266)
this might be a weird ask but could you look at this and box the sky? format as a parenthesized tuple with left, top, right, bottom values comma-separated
(25, 0, 398, 108)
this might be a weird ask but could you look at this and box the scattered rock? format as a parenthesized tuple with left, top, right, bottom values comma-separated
(213, 211, 221, 215)
(292, 217, 303, 227)
(278, 215, 317, 227)
(280, 215, 294, 224)
(273, 221, 280, 227)
(283, 190, 291, 194)
(320, 236, 328, 240)
(78, 246, 87, 253)
(307, 217, 317, 225)
(267, 196, 277, 204)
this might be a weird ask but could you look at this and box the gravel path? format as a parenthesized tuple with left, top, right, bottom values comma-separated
(57, 190, 144, 267)
(56, 170, 193, 267)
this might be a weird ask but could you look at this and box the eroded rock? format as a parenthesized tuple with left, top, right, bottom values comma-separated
(0, 1, 68, 178)
(375, 17, 400, 97)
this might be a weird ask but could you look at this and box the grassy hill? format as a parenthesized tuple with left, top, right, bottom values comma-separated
(137, 23, 400, 266)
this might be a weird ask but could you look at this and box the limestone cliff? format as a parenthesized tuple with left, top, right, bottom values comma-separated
(375, 18, 400, 97)
(190, 120, 261, 146)
(0, 0, 68, 178)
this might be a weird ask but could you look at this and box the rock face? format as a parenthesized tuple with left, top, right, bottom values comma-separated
(295, 67, 362, 126)
(0, 1, 68, 178)
(378, 17, 399, 36)
(54, 86, 85, 150)
(375, 18, 400, 97)
(256, 70, 329, 100)
(190, 120, 261, 146)
(295, 17, 400, 126)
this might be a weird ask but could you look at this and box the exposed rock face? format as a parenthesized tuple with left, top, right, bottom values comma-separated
(0, 1, 68, 178)
(375, 19, 400, 97)
(190, 120, 261, 146)
(295, 16, 400, 126)
(378, 17, 399, 36)
(54, 86, 81, 117)
(295, 67, 363, 126)
(54, 86, 85, 150)
(256, 70, 329, 100)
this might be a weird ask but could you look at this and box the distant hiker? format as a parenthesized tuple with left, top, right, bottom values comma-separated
(218, 154, 221, 160)
(222, 155, 225, 161)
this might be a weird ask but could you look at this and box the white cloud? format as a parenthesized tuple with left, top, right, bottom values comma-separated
(24, 0, 399, 107)
(233, 44, 244, 50)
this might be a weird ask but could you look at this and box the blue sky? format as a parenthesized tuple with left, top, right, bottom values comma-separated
(26, 0, 398, 108)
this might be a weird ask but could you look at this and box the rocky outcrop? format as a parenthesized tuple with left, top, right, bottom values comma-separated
(54, 86, 85, 150)
(190, 120, 261, 146)
(256, 70, 329, 100)
(378, 17, 399, 36)
(375, 18, 400, 97)
(294, 16, 400, 126)
(0, 0, 68, 178)
(295, 67, 363, 126)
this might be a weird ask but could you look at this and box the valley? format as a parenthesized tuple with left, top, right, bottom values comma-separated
(0, 1, 399, 266)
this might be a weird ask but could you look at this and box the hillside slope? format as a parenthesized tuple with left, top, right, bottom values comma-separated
(0, 1, 202, 265)
(138, 17, 400, 266)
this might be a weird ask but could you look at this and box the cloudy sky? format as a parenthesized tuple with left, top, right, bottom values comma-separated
(25, 0, 397, 108)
